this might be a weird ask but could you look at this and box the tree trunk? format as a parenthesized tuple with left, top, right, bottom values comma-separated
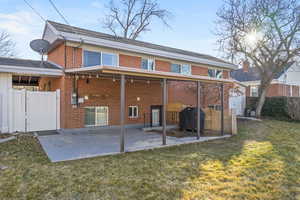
(255, 87, 268, 118)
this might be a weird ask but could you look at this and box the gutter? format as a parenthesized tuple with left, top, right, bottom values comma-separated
(0, 65, 63, 76)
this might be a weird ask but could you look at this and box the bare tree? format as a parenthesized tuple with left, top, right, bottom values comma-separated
(103, 0, 171, 39)
(216, 0, 300, 117)
(0, 31, 15, 57)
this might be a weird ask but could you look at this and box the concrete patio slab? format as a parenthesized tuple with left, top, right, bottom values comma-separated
(38, 127, 231, 162)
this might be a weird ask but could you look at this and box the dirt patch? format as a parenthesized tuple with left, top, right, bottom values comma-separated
(0, 134, 13, 139)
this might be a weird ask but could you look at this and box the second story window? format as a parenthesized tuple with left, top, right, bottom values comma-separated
(141, 58, 154, 71)
(181, 64, 191, 75)
(83, 50, 118, 67)
(102, 53, 118, 66)
(208, 69, 223, 79)
(84, 50, 101, 67)
(171, 63, 191, 75)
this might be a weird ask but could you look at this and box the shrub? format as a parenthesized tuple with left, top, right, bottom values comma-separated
(246, 96, 300, 121)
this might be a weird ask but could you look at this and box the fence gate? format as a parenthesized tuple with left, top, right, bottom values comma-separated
(229, 88, 246, 116)
(10, 89, 60, 133)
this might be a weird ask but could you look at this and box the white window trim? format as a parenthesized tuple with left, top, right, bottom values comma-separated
(84, 106, 109, 127)
(141, 58, 155, 71)
(171, 63, 191, 75)
(181, 64, 191, 75)
(102, 52, 119, 67)
(82, 49, 119, 67)
(128, 105, 139, 118)
(250, 86, 259, 97)
(208, 68, 223, 79)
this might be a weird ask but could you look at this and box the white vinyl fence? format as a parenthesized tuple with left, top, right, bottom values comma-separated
(0, 93, 2, 131)
(229, 87, 246, 116)
(9, 89, 60, 133)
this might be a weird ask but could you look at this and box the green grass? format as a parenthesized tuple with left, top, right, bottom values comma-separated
(0, 119, 300, 200)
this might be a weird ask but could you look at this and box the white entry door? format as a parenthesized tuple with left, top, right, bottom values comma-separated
(152, 109, 160, 127)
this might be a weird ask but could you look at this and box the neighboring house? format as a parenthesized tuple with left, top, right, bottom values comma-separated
(0, 20, 238, 135)
(231, 61, 300, 97)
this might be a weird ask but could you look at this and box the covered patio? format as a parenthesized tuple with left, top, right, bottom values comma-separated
(61, 65, 235, 157)
(38, 127, 231, 162)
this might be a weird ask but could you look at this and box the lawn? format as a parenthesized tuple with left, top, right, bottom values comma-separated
(0, 119, 300, 200)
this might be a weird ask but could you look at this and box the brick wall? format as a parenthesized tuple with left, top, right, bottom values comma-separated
(155, 59, 171, 72)
(168, 81, 231, 110)
(45, 43, 233, 129)
(246, 83, 300, 97)
(119, 54, 141, 69)
(48, 44, 82, 69)
(292, 85, 300, 97)
(192, 65, 208, 76)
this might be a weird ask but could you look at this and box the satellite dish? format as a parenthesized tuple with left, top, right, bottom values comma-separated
(30, 39, 50, 66)
(30, 39, 50, 55)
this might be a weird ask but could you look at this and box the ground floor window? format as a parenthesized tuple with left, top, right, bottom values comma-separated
(84, 106, 108, 126)
(128, 106, 138, 118)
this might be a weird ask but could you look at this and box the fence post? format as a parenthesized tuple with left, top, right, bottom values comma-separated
(56, 89, 61, 130)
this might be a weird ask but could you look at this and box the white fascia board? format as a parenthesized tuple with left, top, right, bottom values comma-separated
(65, 65, 235, 83)
(0, 65, 63, 76)
(65, 66, 101, 73)
(57, 31, 237, 70)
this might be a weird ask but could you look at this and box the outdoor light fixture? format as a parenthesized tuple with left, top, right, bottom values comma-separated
(137, 97, 140, 101)
(96, 74, 99, 78)
(113, 77, 116, 82)
(147, 80, 150, 84)
(131, 79, 134, 83)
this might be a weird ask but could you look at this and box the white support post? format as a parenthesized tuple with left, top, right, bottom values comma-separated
(56, 89, 61, 130)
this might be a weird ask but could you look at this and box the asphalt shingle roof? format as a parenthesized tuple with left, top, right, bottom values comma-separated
(47, 20, 233, 66)
(230, 62, 294, 82)
(0, 57, 61, 70)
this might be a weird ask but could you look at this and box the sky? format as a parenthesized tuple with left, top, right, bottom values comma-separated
(0, 0, 225, 60)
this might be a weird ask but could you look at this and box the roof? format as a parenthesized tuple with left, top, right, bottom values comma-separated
(0, 57, 61, 70)
(45, 20, 236, 69)
(230, 62, 294, 82)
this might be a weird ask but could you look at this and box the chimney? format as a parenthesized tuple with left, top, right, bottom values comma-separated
(242, 60, 250, 72)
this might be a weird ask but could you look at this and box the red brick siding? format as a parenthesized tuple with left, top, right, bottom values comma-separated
(119, 54, 141, 68)
(223, 71, 230, 79)
(191, 65, 208, 76)
(168, 81, 231, 110)
(246, 84, 300, 97)
(155, 59, 170, 72)
(47, 44, 65, 67)
(292, 85, 299, 97)
(47, 44, 82, 69)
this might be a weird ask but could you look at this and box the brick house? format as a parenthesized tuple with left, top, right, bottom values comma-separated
(39, 20, 238, 135)
(231, 61, 300, 97)
(1, 20, 240, 142)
